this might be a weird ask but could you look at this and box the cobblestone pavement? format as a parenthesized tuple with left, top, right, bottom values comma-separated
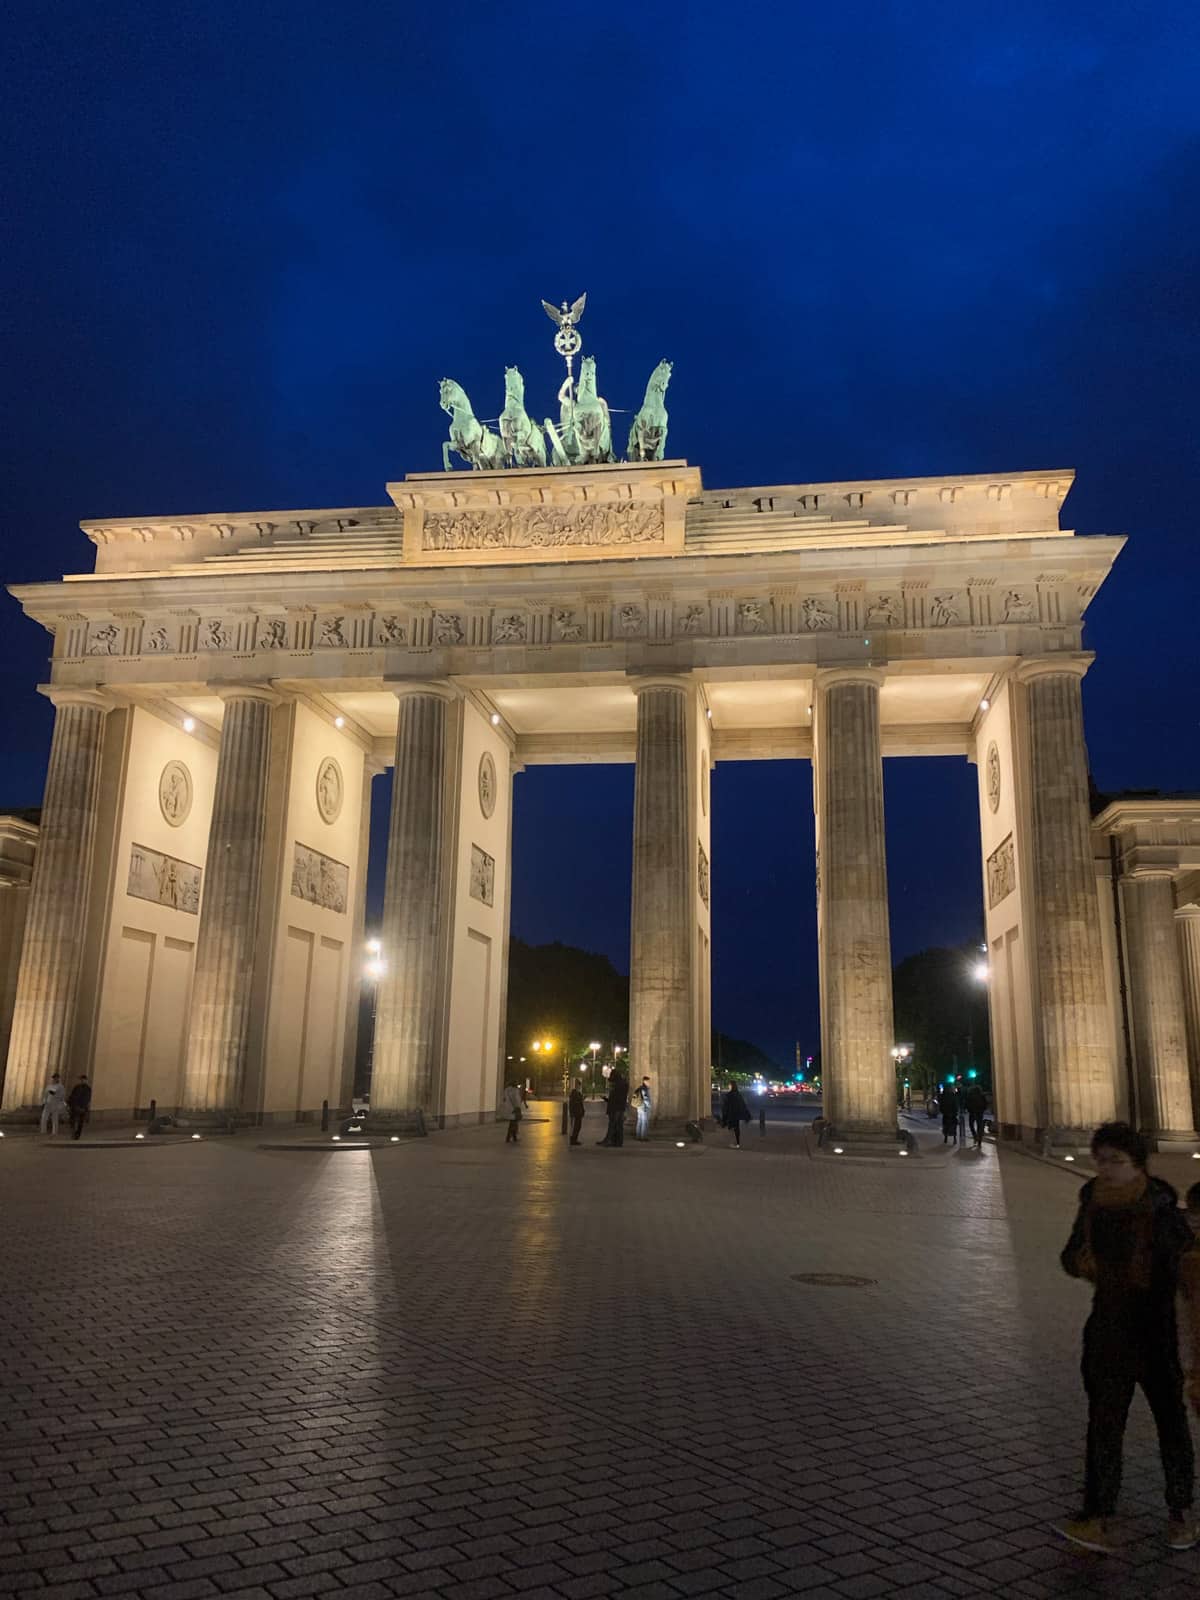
(3, 1104, 1199, 1599)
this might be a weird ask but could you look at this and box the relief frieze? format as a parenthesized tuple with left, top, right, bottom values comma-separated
(128, 842, 201, 914)
(422, 502, 664, 552)
(290, 841, 349, 914)
(987, 834, 1015, 909)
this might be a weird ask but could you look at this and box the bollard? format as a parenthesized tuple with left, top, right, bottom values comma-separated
(321, 1099, 329, 1131)
(148, 1098, 156, 1125)
(759, 1102, 767, 1136)
(560, 1100, 569, 1135)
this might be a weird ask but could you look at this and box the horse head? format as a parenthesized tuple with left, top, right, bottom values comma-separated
(503, 366, 524, 403)
(576, 355, 597, 399)
(439, 378, 468, 416)
(646, 360, 673, 402)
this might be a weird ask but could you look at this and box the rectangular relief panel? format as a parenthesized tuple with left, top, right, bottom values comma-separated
(470, 844, 495, 906)
(290, 842, 349, 914)
(128, 843, 202, 914)
(986, 834, 1016, 909)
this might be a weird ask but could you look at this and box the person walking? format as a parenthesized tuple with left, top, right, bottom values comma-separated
(963, 1082, 987, 1149)
(633, 1076, 652, 1141)
(503, 1079, 524, 1144)
(598, 1064, 629, 1146)
(938, 1080, 960, 1146)
(67, 1075, 92, 1141)
(720, 1079, 751, 1148)
(1055, 1121, 1200, 1554)
(39, 1072, 67, 1136)
(568, 1078, 585, 1145)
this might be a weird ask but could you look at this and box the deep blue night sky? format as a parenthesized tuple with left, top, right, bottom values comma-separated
(3, 2, 1198, 1065)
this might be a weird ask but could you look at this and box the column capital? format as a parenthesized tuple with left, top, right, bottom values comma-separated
(388, 678, 460, 705)
(1124, 866, 1177, 883)
(627, 672, 693, 696)
(1011, 652, 1094, 686)
(814, 666, 885, 693)
(38, 685, 111, 713)
(212, 683, 282, 708)
(1175, 902, 1200, 923)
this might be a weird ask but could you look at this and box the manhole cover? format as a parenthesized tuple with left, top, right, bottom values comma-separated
(790, 1272, 877, 1288)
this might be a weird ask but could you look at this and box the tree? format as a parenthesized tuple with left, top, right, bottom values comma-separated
(892, 942, 992, 1094)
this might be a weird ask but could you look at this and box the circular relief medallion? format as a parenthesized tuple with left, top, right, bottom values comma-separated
(986, 742, 1002, 814)
(316, 757, 343, 824)
(159, 760, 193, 828)
(478, 751, 497, 819)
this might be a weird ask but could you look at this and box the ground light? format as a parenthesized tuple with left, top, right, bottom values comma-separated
(1064, 1155, 1075, 1162)
(332, 1135, 341, 1142)
(390, 1136, 400, 1143)
(676, 1141, 685, 1148)
(191, 1133, 201, 1140)
(833, 1146, 844, 1154)
(135, 1133, 145, 1140)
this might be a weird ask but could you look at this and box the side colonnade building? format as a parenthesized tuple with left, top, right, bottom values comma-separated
(2, 459, 1198, 1149)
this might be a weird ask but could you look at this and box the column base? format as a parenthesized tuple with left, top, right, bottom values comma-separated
(152, 1110, 239, 1135)
(0, 1107, 42, 1126)
(814, 1122, 915, 1158)
(359, 1109, 429, 1137)
(1146, 1131, 1200, 1155)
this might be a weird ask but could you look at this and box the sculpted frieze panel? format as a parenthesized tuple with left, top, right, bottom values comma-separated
(470, 843, 495, 906)
(553, 608, 584, 641)
(1001, 588, 1036, 622)
(376, 614, 407, 645)
(678, 603, 706, 634)
(434, 612, 464, 644)
(801, 597, 834, 631)
(87, 623, 121, 655)
(987, 834, 1015, 909)
(738, 600, 769, 634)
(128, 842, 201, 914)
(865, 594, 900, 627)
(422, 501, 665, 552)
(617, 603, 645, 636)
(144, 624, 172, 653)
(317, 616, 348, 648)
(928, 592, 965, 627)
(258, 617, 289, 650)
(291, 841, 348, 914)
(492, 612, 527, 644)
(199, 618, 233, 650)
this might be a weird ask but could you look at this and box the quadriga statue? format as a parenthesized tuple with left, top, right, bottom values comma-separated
(627, 360, 672, 462)
(498, 367, 546, 467)
(545, 355, 614, 466)
(439, 378, 504, 472)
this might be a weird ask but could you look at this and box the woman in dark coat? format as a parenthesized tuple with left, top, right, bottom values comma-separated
(939, 1081, 960, 1146)
(720, 1080, 751, 1148)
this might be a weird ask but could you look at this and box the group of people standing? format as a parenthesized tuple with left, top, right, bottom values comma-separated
(38, 1072, 92, 1139)
(936, 1078, 989, 1148)
(503, 1067, 654, 1146)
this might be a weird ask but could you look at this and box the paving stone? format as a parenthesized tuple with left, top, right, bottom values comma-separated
(1, 1114, 1189, 1600)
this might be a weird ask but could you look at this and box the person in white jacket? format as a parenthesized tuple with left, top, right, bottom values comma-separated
(40, 1073, 67, 1135)
(502, 1080, 524, 1144)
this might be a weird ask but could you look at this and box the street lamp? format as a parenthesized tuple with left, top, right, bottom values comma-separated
(972, 961, 989, 983)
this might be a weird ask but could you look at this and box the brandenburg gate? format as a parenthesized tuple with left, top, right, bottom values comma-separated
(8, 443, 1190, 1148)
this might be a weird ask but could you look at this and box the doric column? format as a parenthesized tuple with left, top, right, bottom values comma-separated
(814, 668, 895, 1135)
(178, 687, 278, 1115)
(371, 684, 456, 1116)
(1176, 904, 1200, 1131)
(1016, 659, 1115, 1136)
(629, 676, 693, 1121)
(1, 688, 110, 1110)
(1123, 871, 1196, 1139)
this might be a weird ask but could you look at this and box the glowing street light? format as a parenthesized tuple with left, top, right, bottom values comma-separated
(973, 961, 989, 982)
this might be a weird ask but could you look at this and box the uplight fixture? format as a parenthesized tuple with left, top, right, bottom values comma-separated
(980, 698, 990, 712)
(833, 1146, 844, 1154)
(491, 712, 501, 726)
(334, 715, 345, 728)
(191, 1133, 201, 1140)
(182, 716, 196, 733)
(135, 1132, 145, 1140)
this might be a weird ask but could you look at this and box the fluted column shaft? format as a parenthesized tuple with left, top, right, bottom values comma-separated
(1020, 662, 1115, 1134)
(815, 669, 895, 1134)
(629, 680, 693, 1121)
(372, 687, 452, 1114)
(179, 689, 276, 1113)
(1176, 905, 1200, 1131)
(2, 690, 109, 1109)
(1123, 872, 1196, 1137)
